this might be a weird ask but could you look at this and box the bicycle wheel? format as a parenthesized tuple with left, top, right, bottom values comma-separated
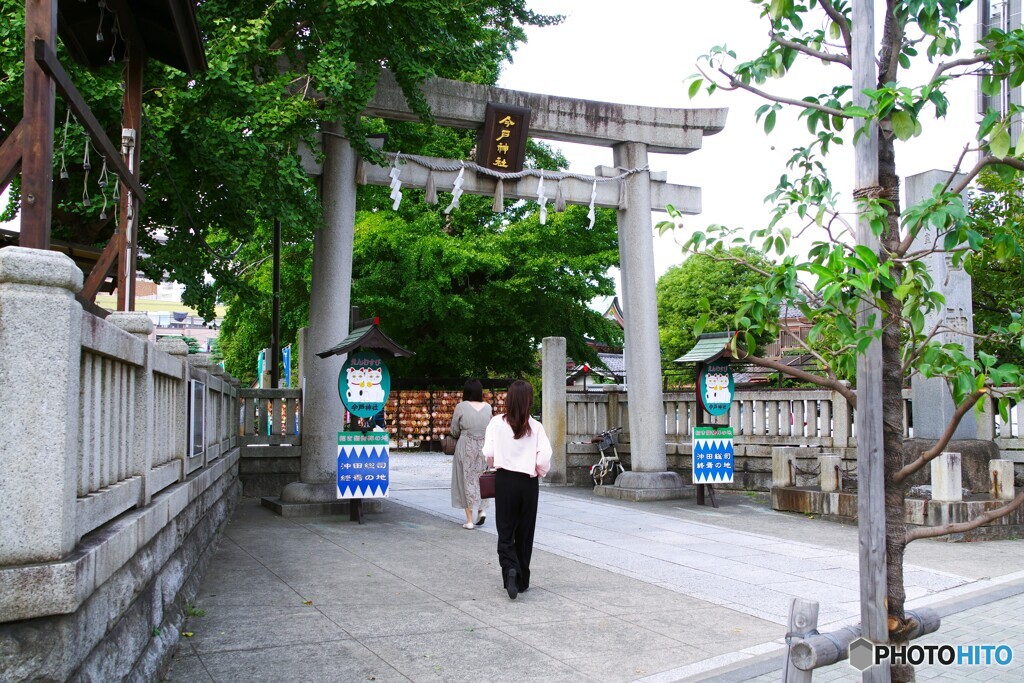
(590, 463, 606, 486)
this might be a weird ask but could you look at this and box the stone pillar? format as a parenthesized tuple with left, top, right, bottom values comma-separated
(108, 312, 156, 504)
(0, 248, 82, 563)
(831, 385, 851, 448)
(907, 170, 976, 440)
(541, 337, 567, 484)
(608, 142, 685, 500)
(931, 451, 963, 502)
(990, 460, 1015, 501)
(819, 454, 841, 492)
(282, 124, 356, 504)
(772, 447, 796, 488)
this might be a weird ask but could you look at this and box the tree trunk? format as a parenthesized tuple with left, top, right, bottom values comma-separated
(878, 109, 913, 682)
(876, 5, 915, 678)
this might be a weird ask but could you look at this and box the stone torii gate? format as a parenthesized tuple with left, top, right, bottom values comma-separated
(280, 72, 727, 511)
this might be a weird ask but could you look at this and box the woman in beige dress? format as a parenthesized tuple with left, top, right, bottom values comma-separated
(450, 379, 492, 529)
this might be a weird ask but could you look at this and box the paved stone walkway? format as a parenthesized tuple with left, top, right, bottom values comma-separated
(164, 452, 1024, 682)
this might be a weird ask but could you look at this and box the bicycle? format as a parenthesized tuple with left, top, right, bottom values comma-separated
(589, 427, 624, 486)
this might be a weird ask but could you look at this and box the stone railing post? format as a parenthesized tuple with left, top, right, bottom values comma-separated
(831, 385, 851, 447)
(228, 377, 242, 449)
(542, 336, 567, 484)
(819, 454, 841, 492)
(931, 452, 963, 502)
(976, 395, 996, 442)
(772, 447, 797, 488)
(0, 248, 83, 563)
(156, 338, 190, 478)
(990, 460, 1015, 501)
(108, 312, 156, 505)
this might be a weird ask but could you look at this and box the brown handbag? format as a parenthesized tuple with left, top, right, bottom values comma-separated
(441, 434, 457, 455)
(479, 470, 496, 499)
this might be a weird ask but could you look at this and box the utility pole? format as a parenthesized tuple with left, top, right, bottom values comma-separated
(852, 1, 889, 681)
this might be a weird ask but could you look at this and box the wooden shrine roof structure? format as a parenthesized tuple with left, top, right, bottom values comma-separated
(58, 0, 206, 75)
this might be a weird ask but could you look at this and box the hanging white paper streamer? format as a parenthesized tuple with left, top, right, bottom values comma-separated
(536, 175, 548, 225)
(445, 164, 465, 214)
(587, 180, 597, 229)
(389, 157, 403, 210)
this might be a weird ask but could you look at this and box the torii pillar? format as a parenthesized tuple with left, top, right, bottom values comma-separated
(283, 72, 727, 509)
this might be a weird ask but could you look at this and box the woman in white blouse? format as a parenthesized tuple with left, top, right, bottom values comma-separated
(482, 380, 552, 600)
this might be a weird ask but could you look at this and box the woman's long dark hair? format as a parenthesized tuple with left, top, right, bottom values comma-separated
(504, 380, 533, 440)
(463, 378, 483, 402)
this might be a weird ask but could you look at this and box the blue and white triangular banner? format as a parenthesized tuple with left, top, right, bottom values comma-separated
(337, 431, 390, 499)
(692, 426, 734, 485)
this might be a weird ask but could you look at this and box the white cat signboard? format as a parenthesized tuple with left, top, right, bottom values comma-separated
(339, 350, 391, 418)
(699, 360, 734, 416)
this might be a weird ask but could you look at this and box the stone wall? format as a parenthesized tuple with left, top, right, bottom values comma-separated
(240, 451, 301, 497)
(0, 453, 239, 682)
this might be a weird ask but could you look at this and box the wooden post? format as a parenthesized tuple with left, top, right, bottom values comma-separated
(20, 0, 57, 249)
(852, 1, 889, 680)
(118, 48, 144, 311)
(271, 217, 281, 388)
(783, 598, 819, 683)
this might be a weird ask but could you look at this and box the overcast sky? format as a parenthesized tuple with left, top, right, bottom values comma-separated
(499, 0, 981, 291)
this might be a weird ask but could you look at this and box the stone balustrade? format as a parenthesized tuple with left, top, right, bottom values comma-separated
(0, 247, 241, 682)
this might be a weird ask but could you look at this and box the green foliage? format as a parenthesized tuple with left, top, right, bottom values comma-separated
(676, 0, 1024, 420)
(0, 0, 558, 319)
(656, 247, 776, 374)
(966, 171, 1024, 368)
(351, 201, 620, 378)
(216, 120, 619, 383)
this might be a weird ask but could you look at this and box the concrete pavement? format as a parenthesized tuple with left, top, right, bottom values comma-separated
(164, 452, 1024, 682)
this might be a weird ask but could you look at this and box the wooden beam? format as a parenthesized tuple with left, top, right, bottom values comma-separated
(33, 39, 146, 202)
(80, 236, 119, 302)
(352, 152, 702, 214)
(0, 119, 24, 192)
(119, 47, 144, 312)
(20, 0, 58, 250)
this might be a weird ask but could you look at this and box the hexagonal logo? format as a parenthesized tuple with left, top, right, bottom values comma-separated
(849, 637, 876, 671)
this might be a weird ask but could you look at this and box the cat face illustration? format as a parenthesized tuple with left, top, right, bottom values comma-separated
(703, 371, 731, 405)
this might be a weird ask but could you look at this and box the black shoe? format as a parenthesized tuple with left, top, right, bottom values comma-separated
(476, 513, 486, 526)
(506, 569, 519, 600)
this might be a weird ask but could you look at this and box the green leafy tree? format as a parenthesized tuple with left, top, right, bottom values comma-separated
(967, 171, 1024, 367)
(217, 119, 621, 383)
(1, 0, 558, 318)
(670, 3, 1024, 677)
(656, 247, 776, 376)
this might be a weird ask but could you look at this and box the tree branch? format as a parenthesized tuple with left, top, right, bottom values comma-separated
(906, 491, 1024, 543)
(950, 155, 1024, 195)
(770, 30, 850, 66)
(736, 350, 857, 406)
(892, 389, 987, 484)
(896, 148, 982, 256)
(929, 54, 990, 86)
(716, 68, 847, 117)
(900, 322, 944, 376)
(817, 0, 852, 54)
